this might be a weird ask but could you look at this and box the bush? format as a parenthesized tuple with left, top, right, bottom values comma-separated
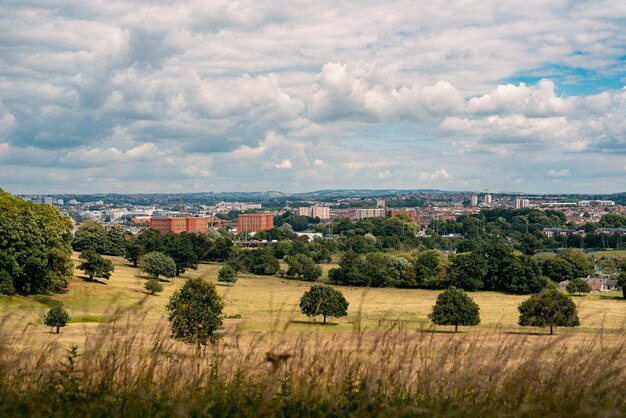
(566, 278, 591, 295)
(167, 278, 224, 346)
(218, 265, 238, 286)
(0, 271, 16, 296)
(144, 279, 164, 295)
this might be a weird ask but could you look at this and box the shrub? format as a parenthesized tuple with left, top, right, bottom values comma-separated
(566, 278, 591, 295)
(144, 279, 163, 295)
(217, 265, 237, 286)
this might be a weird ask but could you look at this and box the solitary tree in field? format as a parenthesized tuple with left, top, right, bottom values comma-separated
(167, 278, 224, 346)
(144, 279, 164, 295)
(44, 302, 70, 334)
(300, 284, 349, 324)
(566, 278, 591, 296)
(78, 250, 114, 281)
(141, 251, 176, 280)
(518, 288, 580, 335)
(429, 286, 481, 332)
(217, 265, 237, 286)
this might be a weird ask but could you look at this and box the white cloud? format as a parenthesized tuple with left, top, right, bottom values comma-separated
(274, 159, 292, 169)
(418, 168, 452, 181)
(548, 168, 572, 177)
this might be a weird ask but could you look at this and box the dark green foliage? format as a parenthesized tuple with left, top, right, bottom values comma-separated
(167, 278, 224, 345)
(238, 249, 280, 276)
(144, 279, 164, 295)
(447, 253, 487, 291)
(0, 253, 19, 295)
(328, 251, 367, 286)
(141, 251, 176, 280)
(72, 221, 109, 253)
(105, 225, 127, 256)
(299, 284, 349, 324)
(415, 250, 446, 289)
(43, 302, 70, 334)
(540, 257, 576, 282)
(274, 211, 314, 231)
(124, 238, 142, 267)
(566, 278, 591, 295)
(136, 228, 163, 253)
(518, 289, 580, 334)
(207, 237, 234, 261)
(285, 254, 321, 281)
(501, 254, 546, 294)
(78, 250, 114, 281)
(0, 190, 73, 295)
(429, 286, 481, 332)
(619, 271, 626, 299)
(558, 249, 593, 278)
(598, 213, 626, 228)
(163, 232, 198, 276)
(218, 265, 238, 285)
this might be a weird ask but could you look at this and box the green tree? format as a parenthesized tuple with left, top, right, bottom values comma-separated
(540, 257, 576, 282)
(618, 271, 626, 300)
(218, 265, 238, 286)
(0, 252, 19, 296)
(518, 288, 580, 335)
(141, 252, 176, 280)
(429, 286, 481, 332)
(167, 278, 224, 345)
(78, 250, 114, 281)
(285, 254, 322, 281)
(124, 237, 143, 267)
(105, 225, 127, 256)
(43, 302, 70, 334)
(566, 278, 591, 295)
(447, 253, 487, 291)
(558, 249, 593, 278)
(163, 232, 198, 276)
(136, 228, 163, 253)
(0, 190, 73, 294)
(144, 279, 164, 295)
(72, 220, 108, 253)
(299, 284, 349, 324)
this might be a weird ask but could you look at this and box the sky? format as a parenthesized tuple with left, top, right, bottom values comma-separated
(0, 0, 625, 195)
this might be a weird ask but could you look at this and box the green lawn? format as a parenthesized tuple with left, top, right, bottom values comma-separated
(588, 249, 626, 258)
(2, 252, 626, 346)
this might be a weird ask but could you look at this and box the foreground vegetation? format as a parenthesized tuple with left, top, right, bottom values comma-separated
(1, 315, 625, 417)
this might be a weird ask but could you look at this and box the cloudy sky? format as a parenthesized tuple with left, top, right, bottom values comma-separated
(1, 0, 625, 194)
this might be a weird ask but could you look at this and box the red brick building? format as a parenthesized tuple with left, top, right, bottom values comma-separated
(149, 217, 214, 234)
(237, 214, 274, 232)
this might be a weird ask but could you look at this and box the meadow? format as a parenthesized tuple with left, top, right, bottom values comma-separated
(2, 254, 626, 416)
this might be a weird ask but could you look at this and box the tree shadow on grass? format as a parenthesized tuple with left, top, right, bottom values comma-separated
(599, 295, 624, 301)
(502, 330, 554, 336)
(77, 276, 108, 285)
(289, 320, 339, 326)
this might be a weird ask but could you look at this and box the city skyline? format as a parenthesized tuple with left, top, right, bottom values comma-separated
(1, 1, 625, 194)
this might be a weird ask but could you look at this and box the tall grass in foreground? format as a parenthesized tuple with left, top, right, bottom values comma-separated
(1, 312, 625, 417)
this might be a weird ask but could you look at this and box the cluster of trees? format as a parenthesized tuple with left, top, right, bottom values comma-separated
(0, 189, 74, 295)
(72, 221, 128, 256)
(327, 243, 599, 295)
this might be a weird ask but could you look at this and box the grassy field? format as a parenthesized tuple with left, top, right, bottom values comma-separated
(3, 253, 626, 416)
(2, 252, 625, 343)
(588, 249, 626, 258)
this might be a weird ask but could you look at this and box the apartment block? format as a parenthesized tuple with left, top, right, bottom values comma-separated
(237, 213, 274, 232)
(298, 206, 330, 220)
(149, 217, 212, 234)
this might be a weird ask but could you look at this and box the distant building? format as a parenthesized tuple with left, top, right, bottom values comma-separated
(355, 208, 386, 219)
(376, 199, 386, 208)
(237, 213, 274, 232)
(470, 195, 478, 206)
(149, 217, 213, 234)
(514, 198, 530, 209)
(298, 206, 330, 220)
(484, 194, 492, 205)
(386, 209, 417, 222)
(43, 196, 53, 205)
(542, 228, 586, 237)
(578, 200, 615, 207)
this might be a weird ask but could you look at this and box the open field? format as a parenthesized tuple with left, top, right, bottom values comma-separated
(3, 253, 626, 416)
(588, 249, 626, 258)
(2, 253, 625, 346)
